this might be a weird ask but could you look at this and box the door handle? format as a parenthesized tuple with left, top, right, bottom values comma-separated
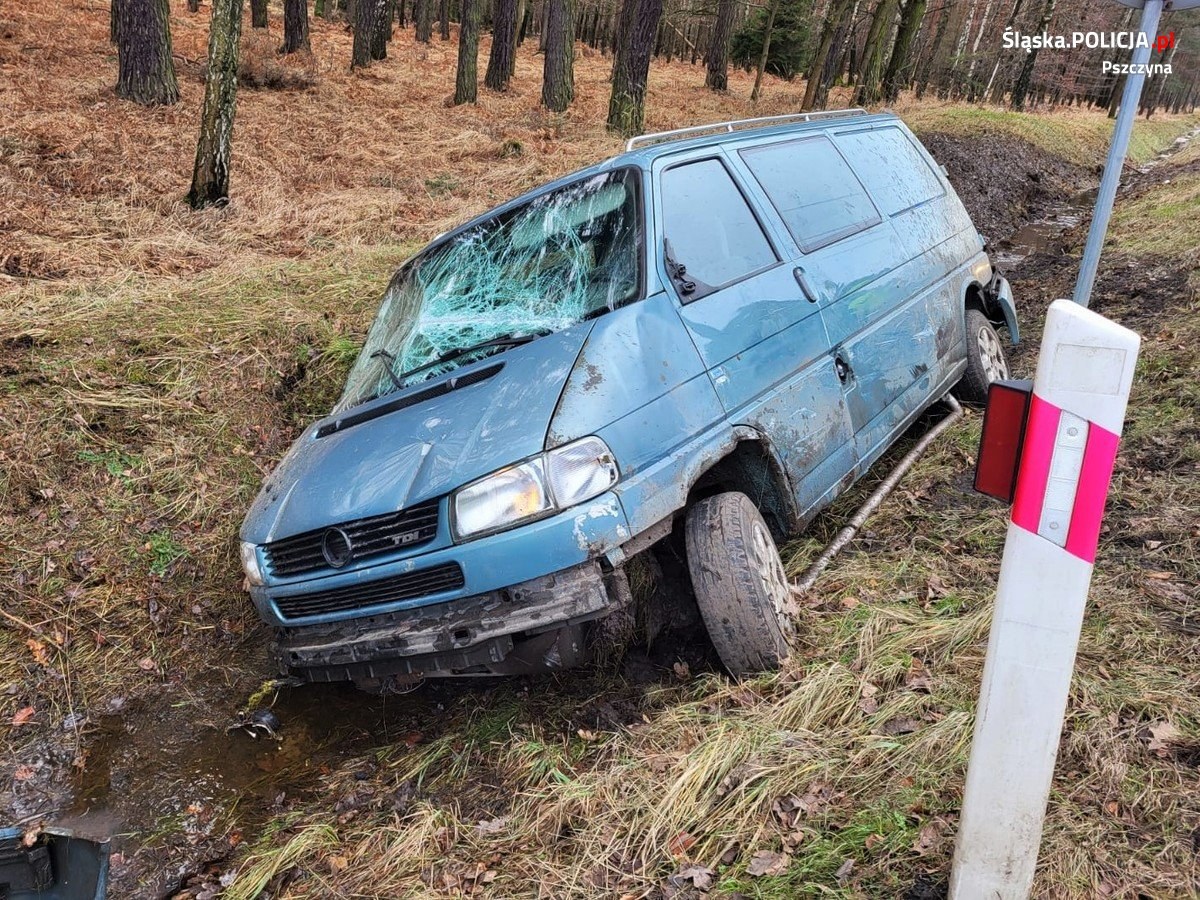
(793, 266, 818, 303)
(834, 353, 851, 383)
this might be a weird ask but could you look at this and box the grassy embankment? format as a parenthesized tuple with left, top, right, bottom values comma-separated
(2, 0, 1198, 893)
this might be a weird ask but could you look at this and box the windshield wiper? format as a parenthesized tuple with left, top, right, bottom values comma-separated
(389, 332, 548, 388)
(369, 347, 407, 393)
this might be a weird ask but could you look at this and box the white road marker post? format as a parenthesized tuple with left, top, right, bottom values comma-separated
(950, 298, 1141, 898)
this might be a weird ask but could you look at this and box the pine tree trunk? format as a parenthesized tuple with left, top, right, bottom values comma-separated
(321, 0, 337, 19)
(881, 0, 924, 103)
(188, 0, 200, 11)
(282, 0, 310, 50)
(606, 0, 662, 135)
(455, 0, 481, 102)
(541, 0, 575, 111)
(853, 0, 899, 105)
(415, 0, 434, 41)
(440, 0, 451, 38)
(370, 0, 391, 56)
(750, 0, 780, 101)
(704, 0, 735, 91)
(251, 0, 268, 27)
(187, 0, 243, 208)
(110, 0, 120, 43)
(352, 0, 376, 66)
(802, 0, 852, 109)
(1010, 0, 1054, 110)
(484, 0, 517, 89)
(116, 0, 180, 105)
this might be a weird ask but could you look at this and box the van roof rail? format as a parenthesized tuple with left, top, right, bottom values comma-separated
(624, 108, 870, 152)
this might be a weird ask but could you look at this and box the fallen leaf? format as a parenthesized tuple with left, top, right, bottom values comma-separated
(911, 822, 942, 855)
(670, 863, 714, 891)
(879, 716, 921, 736)
(673, 661, 691, 680)
(11, 706, 35, 727)
(1146, 721, 1181, 755)
(25, 639, 49, 667)
(746, 849, 789, 877)
(137, 657, 157, 672)
(667, 831, 697, 858)
(858, 696, 879, 715)
(474, 816, 508, 836)
(13, 765, 35, 781)
(840, 596, 861, 609)
(835, 858, 855, 881)
(905, 658, 933, 693)
(864, 833, 884, 850)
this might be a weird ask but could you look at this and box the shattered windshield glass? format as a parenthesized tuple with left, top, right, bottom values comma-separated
(338, 168, 643, 410)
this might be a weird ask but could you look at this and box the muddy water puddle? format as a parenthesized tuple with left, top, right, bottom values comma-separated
(989, 188, 1096, 269)
(55, 677, 466, 894)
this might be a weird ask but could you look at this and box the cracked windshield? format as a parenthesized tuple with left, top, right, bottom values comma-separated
(339, 167, 643, 410)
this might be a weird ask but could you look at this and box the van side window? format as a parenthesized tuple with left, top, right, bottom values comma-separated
(740, 136, 880, 253)
(661, 159, 777, 298)
(833, 127, 945, 216)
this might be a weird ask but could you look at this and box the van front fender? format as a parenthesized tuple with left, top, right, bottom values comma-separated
(988, 274, 1019, 345)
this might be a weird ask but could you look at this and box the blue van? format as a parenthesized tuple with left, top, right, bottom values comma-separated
(239, 110, 1017, 689)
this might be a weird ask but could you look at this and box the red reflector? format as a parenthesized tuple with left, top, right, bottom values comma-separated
(974, 379, 1033, 503)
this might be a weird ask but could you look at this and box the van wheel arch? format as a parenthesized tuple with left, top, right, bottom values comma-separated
(965, 282, 1011, 342)
(686, 432, 800, 542)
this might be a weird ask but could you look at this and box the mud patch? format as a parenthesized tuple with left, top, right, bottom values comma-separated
(920, 132, 1088, 250)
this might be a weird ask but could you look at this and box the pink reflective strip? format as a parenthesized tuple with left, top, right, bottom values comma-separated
(1064, 424, 1120, 563)
(1011, 394, 1060, 533)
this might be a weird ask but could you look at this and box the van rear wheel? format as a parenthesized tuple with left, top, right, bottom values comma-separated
(684, 492, 794, 677)
(959, 308, 1010, 405)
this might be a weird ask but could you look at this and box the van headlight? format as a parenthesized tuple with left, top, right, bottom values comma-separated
(240, 540, 265, 586)
(452, 436, 619, 540)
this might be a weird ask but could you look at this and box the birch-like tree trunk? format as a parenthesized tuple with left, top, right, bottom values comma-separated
(116, 0, 179, 105)
(187, 0, 244, 208)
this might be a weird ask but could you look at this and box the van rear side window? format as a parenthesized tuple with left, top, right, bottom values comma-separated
(834, 126, 945, 216)
(739, 136, 880, 253)
(661, 158, 777, 296)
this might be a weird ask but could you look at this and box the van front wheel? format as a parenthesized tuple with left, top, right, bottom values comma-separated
(959, 308, 1010, 404)
(684, 492, 794, 677)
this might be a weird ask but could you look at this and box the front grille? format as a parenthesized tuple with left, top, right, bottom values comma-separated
(263, 499, 440, 577)
(274, 562, 466, 619)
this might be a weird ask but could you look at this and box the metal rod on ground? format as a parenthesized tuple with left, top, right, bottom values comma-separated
(1071, 0, 1165, 308)
(791, 395, 964, 595)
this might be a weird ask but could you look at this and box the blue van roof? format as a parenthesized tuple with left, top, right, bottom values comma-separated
(428, 110, 903, 251)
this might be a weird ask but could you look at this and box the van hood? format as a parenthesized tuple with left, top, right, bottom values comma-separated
(241, 325, 593, 544)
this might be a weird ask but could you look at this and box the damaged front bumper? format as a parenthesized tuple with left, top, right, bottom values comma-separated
(271, 558, 632, 684)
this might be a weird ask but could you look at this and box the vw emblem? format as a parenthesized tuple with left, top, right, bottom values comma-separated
(321, 528, 354, 569)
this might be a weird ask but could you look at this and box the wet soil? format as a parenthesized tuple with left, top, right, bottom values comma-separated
(8, 127, 1198, 899)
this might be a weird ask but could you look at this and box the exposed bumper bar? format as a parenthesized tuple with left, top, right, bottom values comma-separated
(272, 559, 627, 682)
